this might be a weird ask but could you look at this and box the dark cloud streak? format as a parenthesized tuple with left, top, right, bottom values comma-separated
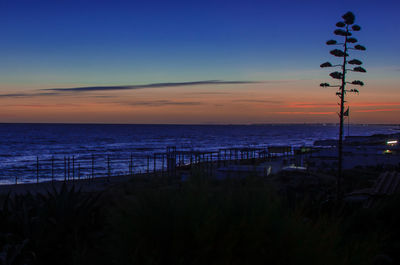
(0, 80, 262, 99)
(44, 80, 260, 92)
(0, 92, 59, 98)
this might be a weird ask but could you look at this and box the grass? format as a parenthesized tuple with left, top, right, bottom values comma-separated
(0, 184, 103, 265)
(102, 171, 379, 265)
(0, 170, 397, 265)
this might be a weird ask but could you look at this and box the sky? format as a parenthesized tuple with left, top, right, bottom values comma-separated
(0, 0, 399, 124)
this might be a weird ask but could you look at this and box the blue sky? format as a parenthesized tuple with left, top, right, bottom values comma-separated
(0, 0, 399, 123)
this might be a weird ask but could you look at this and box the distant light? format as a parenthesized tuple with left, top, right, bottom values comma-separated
(383, 150, 392, 154)
(387, 140, 398, 145)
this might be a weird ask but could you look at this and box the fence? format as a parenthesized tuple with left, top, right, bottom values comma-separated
(0, 145, 297, 185)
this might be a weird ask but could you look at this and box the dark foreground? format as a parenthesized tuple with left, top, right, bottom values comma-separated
(0, 165, 399, 265)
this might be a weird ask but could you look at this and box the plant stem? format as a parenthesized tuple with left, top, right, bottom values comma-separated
(338, 25, 349, 199)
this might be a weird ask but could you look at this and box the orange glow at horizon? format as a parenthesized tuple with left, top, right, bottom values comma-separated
(0, 81, 399, 124)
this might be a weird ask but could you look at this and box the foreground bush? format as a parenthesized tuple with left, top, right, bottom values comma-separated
(0, 174, 393, 265)
(0, 184, 103, 265)
(105, 178, 377, 265)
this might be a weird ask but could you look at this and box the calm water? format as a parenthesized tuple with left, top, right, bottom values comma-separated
(0, 123, 398, 184)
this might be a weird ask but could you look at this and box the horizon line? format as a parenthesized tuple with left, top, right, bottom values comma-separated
(0, 122, 398, 126)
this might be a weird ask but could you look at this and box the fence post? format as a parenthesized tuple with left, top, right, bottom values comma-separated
(91, 154, 94, 180)
(64, 156, 67, 182)
(51, 156, 54, 182)
(107, 155, 111, 181)
(67, 157, 70, 181)
(72, 156, 75, 181)
(147, 156, 150, 174)
(208, 154, 211, 176)
(224, 150, 227, 166)
(162, 154, 165, 176)
(153, 154, 156, 175)
(130, 153, 134, 177)
(36, 156, 39, 184)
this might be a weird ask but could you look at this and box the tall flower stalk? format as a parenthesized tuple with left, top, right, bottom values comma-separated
(320, 11, 366, 198)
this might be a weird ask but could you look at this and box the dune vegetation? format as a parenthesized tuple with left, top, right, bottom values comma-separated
(0, 170, 399, 265)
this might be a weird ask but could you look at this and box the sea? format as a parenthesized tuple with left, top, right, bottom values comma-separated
(0, 123, 398, 184)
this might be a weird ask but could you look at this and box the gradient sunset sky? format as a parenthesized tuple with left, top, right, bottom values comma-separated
(1, 0, 399, 124)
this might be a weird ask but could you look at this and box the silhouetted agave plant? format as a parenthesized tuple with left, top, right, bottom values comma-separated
(342, 11, 355, 24)
(330, 49, 347, 57)
(348, 59, 362, 65)
(347, 37, 358, 43)
(319, 11, 366, 198)
(326, 40, 337, 45)
(351, 80, 364, 86)
(329, 72, 343, 79)
(349, 88, 359, 93)
(353, 66, 366, 72)
(336, 22, 345, 27)
(334, 29, 352, 36)
(354, 44, 366, 51)
(320, 62, 333, 68)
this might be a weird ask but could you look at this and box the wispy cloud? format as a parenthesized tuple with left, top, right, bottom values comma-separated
(0, 80, 264, 98)
(286, 103, 337, 108)
(44, 80, 260, 92)
(285, 102, 400, 109)
(0, 92, 59, 98)
(351, 102, 400, 107)
(121, 100, 204, 107)
(89, 95, 117, 98)
(232, 99, 282, 104)
(184, 91, 231, 95)
(7, 103, 81, 108)
(276, 111, 335, 115)
(0, 92, 120, 99)
(355, 108, 400, 113)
